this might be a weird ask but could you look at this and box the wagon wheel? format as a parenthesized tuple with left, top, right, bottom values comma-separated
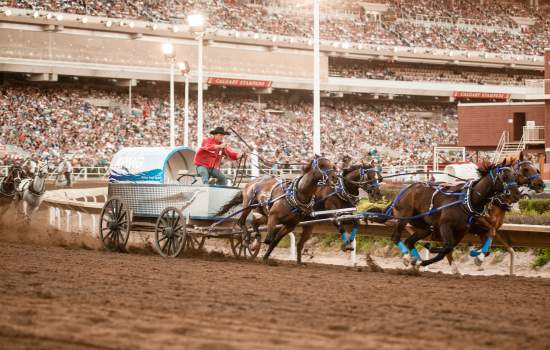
(155, 207, 187, 258)
(99, 197, 131, 252)
(230, 229, 262, 259)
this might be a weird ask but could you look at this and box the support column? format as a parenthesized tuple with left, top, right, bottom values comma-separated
(544, 49, 550, 179)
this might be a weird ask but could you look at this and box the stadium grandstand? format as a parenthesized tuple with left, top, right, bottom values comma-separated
(0, 0, 549, 172)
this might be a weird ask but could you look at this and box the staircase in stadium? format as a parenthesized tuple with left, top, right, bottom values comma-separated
(493, 131, 526, 163)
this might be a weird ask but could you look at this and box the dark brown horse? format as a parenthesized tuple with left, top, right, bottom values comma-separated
(216, 156, 337, 263)
(296, 163, 382, 264)
(445, 154, 545, 274)
(385, 162, 521, 268)
(0, 165, 25, 204)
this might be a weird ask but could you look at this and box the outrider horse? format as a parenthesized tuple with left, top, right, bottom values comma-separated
(296, 163, 382, 264)
(0, 165, 25, 205)
(216, 156, 337, 263)
(381, 161, 520, 267)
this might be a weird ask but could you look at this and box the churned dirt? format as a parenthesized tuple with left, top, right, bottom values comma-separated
(1, 222, 550, 350)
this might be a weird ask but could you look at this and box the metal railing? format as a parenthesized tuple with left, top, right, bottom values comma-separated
(523, 126, 544, 144)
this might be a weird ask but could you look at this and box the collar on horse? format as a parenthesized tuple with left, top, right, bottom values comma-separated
(335, 175, 360, 206)
(18, 178, 45, 197)
(285, 175, 315, 215)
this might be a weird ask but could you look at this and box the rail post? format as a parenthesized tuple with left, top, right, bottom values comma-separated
(91, 214, 97, 237)
(65, 210, 71, 232)
(289, 232, 296, 260)
(351, 239, 357, 266)
(55, 208, 61, 230)
(49, 207, 55, 225)
(77, 212, 83, 232)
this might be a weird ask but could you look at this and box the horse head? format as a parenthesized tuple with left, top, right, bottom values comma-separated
(505, 152, 545, 193)
(493, 165, 521, 203)
(36, 163, 50, 179)
(303, 155, 337, 185)
(343, 161, 382, 202)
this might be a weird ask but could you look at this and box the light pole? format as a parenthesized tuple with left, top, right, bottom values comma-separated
(313, 0, 321, 155)
(178, 61, 191, 147)
(188, 13, 205, 147)
(162, 42, 176, 147)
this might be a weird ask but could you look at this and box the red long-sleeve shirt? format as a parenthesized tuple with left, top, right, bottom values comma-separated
(194, 137, 239, 169)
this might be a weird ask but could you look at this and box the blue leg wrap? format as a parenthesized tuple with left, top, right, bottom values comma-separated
(397, 241, 409, 255)
(411, 248, 422, 261)
(349, 227, 358, 242)
(481, 238, 493, 254)
(341, 231, 348, 243)
(469, 249, 481, 257)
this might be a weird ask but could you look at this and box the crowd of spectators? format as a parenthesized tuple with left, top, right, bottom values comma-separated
(329, 58, 543, 86)
(1, 0, 548, 55)
(0, 84, 458, 168)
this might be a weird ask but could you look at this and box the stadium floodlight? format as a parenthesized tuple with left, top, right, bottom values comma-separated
(33, 11, 40, 19)
(235, 31, 240, 38)
(128, 21, 135, 28)
(187, 13, 205, 33)
(253, 33, 259, 39)
(120, 20, 126, 26)
(357, 43, 363, 50)
(151, 23, 158, 30)
(172, 25, 179, 33)
(46, 12, 53, 19)
(307, 38, 313, 46)
(4, 9, 12, 16)
(105, 20, 113, 27)
(81, 16, 88, 24)
(56, 13, 63, 21)
(271, 35, 277, 42)
(162, 42, 175, 57)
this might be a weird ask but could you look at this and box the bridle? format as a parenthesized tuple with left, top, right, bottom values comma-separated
(311, 157, 336, 186)
(489, 166, 518, 197)
(513, 160, 543, 187)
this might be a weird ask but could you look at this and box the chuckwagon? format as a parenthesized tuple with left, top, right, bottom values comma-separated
(99, 146, 262, 259)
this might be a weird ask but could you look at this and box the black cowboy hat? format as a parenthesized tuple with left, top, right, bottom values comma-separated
(209, 126, 230, 135)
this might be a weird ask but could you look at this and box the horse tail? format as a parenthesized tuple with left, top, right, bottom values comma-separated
(364, 205, 391, 223)
(215, 191, 243, 217)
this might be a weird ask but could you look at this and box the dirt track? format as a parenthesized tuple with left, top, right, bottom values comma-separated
(1, 232, 550, 350)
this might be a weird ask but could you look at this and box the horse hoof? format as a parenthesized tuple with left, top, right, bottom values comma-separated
(474, 256, 484, 266)
(265, 260, 278, 267)
(402, 254, 411, 267)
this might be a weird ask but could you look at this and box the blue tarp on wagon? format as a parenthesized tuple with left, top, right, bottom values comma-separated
(109, 147, 195, 184)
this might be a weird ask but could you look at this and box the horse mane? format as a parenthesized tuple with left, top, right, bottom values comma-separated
(342, 164, 371, 176)
(477, 160, 498, 176)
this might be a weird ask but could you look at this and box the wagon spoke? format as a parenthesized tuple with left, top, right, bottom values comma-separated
(117, 211, 127, 224)
(102, 230, 114, 241)
(161, 237, 170, 253)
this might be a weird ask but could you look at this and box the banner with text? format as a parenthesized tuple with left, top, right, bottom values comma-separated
(207, 77, 272, 88)
(453, 91, 511, 100)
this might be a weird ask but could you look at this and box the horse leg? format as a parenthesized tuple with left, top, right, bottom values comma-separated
(296, 225, 312, 265)
(263, 225, 292, 263)
(404, 227, 431, 266)
(496, 233, 515, 276)
(391, 218, 411, 265)
(420, 223, 456, 267)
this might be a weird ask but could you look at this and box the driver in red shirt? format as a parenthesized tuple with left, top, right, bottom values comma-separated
(194, 127, 243, 185)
